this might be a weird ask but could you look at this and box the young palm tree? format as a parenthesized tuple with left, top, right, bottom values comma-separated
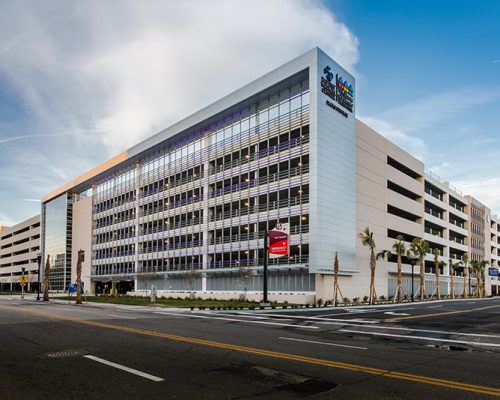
(43, 255, 50, 302)
(472, 259, 489, 298)
(408, 238, 430, 302)
(448, 258, 461, 300)
(378, 235, 407, 303)
(462, 253, 469, 299)
(431, 248, 446, 300)
(479, 260, 489, 297)
(358, 227, 378, 305)
(470, 260, 480, 297)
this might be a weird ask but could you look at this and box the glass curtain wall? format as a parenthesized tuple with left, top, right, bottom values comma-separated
(42, 193, 72, 290)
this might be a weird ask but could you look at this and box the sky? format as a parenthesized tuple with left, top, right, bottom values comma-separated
(0, 0, 499, 226)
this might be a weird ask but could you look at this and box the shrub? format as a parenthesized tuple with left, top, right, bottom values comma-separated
(379, 295, 386, 301)
(353, 297, 359, 304)
(343, 297, 351, 304)
(363, 296, 369, 302)
(317, 298, 323, 306)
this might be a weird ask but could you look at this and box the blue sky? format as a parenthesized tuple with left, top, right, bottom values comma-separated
(0, 0, 499, 225)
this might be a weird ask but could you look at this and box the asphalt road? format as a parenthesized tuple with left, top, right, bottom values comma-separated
(1, 296, 499, 399)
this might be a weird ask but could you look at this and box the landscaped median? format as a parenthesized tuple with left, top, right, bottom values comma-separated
(57, 295, 301, 310)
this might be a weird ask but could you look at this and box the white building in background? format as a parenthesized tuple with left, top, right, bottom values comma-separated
(0, 215, 41, 291)
(32, 47, 497, 302)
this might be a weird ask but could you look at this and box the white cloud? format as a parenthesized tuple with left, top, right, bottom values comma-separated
(0, 212, 16, 227)
(0, 0, 359, 224)
(379, 86, 500, 133)
(359, 115, 428, 160)
(0, 0, 359, 154)
(454, 177, 500, 216)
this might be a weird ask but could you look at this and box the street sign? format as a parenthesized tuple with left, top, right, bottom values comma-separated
(18, 276, 28, 284)
(489, 267, 499, 277)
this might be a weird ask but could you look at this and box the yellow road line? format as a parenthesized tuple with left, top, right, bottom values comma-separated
(2, 305, 500, 397)
(387, 304, 500, 322)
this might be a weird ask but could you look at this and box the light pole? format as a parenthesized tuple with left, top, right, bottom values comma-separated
(36, 254, 42, 301)
(262, 229, 269, 305)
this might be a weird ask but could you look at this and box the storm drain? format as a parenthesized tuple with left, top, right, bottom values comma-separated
(432, 345, 471, 352)
(213, 365, 336, 395)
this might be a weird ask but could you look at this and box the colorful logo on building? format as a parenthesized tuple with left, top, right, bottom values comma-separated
(321, 65, 354, 116)
(336, 75, 354, 97)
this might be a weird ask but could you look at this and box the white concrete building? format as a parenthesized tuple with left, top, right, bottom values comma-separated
(35, 47, 497, 302)
(0, 215, 41, 291)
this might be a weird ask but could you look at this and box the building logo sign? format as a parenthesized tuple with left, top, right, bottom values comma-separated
(321, 66, 354, 118)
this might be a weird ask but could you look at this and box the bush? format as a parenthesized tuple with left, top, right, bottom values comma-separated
(363, 296, 369, 302)
(343, 297, 351, 304)
(353, 297, 359, 304)
(317, 298, 323, 306)
(379, 295, 386, 301)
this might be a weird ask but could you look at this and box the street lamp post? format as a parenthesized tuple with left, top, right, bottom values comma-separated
(262, 230, 269, 305)
(36, 254, 42, 301)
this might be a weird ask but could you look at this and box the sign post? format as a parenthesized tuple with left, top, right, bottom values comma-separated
(262, 230, 268, 305)
(18, 269, 27, 299)
(262, 223, 289, 306)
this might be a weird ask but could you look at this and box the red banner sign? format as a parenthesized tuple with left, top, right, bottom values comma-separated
(268, 223, 289, 258)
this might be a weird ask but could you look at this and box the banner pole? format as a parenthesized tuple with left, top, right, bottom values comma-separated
(263, 229, 268, 304)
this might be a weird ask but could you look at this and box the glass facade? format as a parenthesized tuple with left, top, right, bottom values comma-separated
(42, 194, 72, 290)
(91, 78, 313, 292)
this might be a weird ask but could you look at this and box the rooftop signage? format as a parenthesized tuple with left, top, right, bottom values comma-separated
(320, 65, 354, 118)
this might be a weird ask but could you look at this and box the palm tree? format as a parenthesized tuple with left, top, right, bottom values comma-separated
(408, 238, 430, 302)
(358, 227, 378, 305)
(43, 255, 50, 302)
(462, 253, 469, 299)
(448, 258, 461, 300)
(378, 235, 407, 303)
(479, 260, 489, 297)
(431, 248, 446, 300)
(471, 259, 489, 298)
(470, 260, 480, 297)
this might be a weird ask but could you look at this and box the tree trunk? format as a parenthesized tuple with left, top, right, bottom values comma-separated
(369, 252, 376, 305)
(419, 260, 425, 302)
(463, 267, 468, 299)
(43, 256, 50, 302)
(450, 271, 455, 299)
(435, 263, 440, 300)
(396, 255, 403, 303)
